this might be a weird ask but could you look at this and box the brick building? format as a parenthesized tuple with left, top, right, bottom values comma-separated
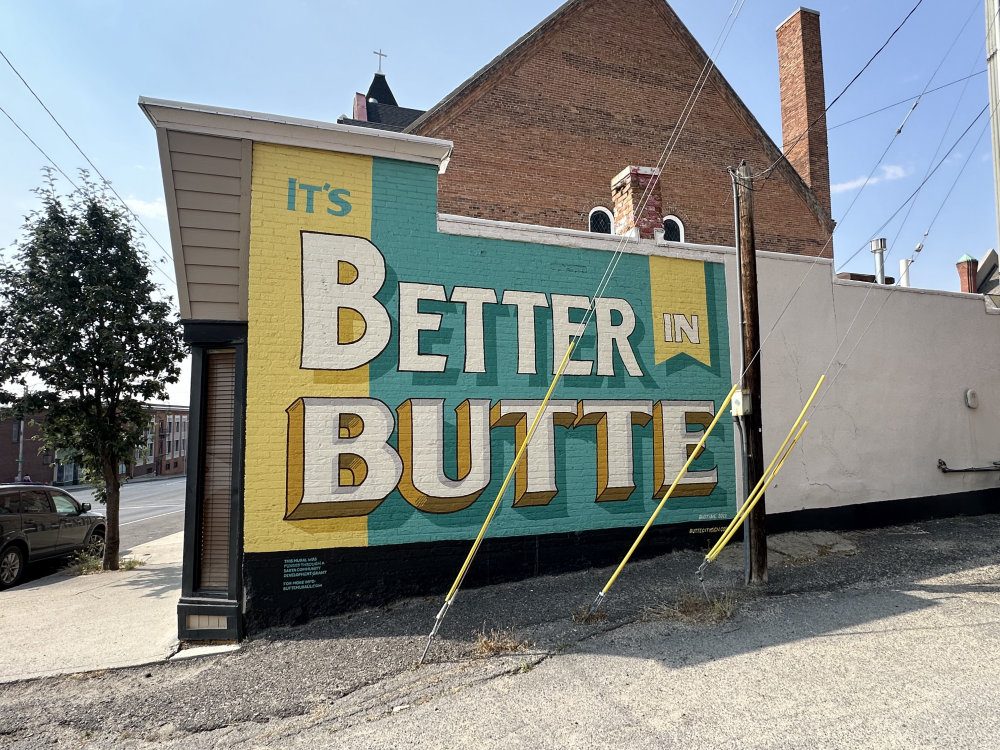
(130, 405, 190, 479)
(139, 2, 1000, 645)
(0, 414, 58, 484)
(0, 404, 188, 486)
(341, 0, 833, 256)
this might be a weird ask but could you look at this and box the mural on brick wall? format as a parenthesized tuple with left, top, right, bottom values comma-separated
(244, 143, 736, 554)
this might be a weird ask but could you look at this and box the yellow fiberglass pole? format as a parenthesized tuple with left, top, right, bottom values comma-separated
(582, 382, 739, 619)
(706, 420, 808, 563)
(419, 341, 577, 664)
(706, 374, 824, 561)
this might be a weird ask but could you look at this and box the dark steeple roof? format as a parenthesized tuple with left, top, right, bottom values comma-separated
(339, 103, 425, 132)
(338, 71, 424, 132)
(365, 72, 397, 106)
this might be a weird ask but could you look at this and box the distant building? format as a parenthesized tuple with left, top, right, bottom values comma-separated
(131, 405, 190, 479)
(0, 413, 82, 486)
(0, 403, 188, 486)
(957, 249, 1000, 309)
(338, 72, 425, 133)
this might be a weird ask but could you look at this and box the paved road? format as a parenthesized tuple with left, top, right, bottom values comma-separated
(69, 475, 186, 528)
(67, 476, 186, 548)
(19, 477, 185, 583)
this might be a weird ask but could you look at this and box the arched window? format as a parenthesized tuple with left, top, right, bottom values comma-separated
(589, 207, 613, 234)
(662, 215, 684, 243)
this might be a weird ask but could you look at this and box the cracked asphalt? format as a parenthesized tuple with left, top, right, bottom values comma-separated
(1, 512, 998, 749)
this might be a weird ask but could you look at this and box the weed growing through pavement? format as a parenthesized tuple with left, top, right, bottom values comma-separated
(68, 549, 103, 575)
(572, 606, 607, 625)
(66, 551, 146, 576)
(643, 592, 734, 625)
(472, 626, 532, 657)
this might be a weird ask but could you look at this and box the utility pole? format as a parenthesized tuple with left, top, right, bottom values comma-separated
(15, 384, 27, 483)
(987, 0, 1000, 250)
(735, 162, 767, 584)
(15, 417, 24, 483)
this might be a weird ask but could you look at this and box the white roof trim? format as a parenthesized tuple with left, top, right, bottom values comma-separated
(437, 213, 733, 262)
(138, 97, 453, 172)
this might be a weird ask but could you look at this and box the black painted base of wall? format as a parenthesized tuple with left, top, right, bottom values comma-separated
(242, 488, 997, 634)
(242, 520, 728, 633)
(768, 488, 998, 534)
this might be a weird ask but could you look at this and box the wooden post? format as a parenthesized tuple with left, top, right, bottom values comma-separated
(736, 162, 767, 585)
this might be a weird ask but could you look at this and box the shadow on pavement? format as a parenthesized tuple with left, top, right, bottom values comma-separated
(14, 557, 77, 588)
(110, 563, 184, 599)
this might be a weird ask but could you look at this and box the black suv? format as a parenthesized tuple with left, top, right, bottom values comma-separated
(0, 484, 106, 590)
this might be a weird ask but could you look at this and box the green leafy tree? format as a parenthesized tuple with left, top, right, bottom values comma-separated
(0, 171, 185, 570)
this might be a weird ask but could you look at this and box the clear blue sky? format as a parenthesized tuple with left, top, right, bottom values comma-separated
(1, 0, 994, 402)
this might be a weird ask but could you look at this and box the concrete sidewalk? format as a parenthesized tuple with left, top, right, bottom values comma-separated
(0, 532, 184, 682)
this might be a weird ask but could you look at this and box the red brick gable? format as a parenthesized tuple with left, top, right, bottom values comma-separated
(408, 0, 834, 257)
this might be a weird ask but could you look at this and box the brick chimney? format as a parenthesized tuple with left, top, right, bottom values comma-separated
(611, 166, 662, 239)
(777, 8, 831, 217)
(957, 254, 979, 293)
(352, 92, 368, 121)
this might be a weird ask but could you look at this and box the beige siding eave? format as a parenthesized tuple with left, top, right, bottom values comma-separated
(153, 126, 248, 322)
(155, 127, 191, 319)
(140, 97, 453, 172)
(142, 97, 454, 325)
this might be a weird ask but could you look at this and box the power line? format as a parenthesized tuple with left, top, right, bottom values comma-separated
(835, 103, 988, 272)
(738, 84, 918, 382)
(818, 98, 994, 409)
(827, 1, 925, 113)
(738, 26, 991, 388)
(0, 47, 176, 289)
(757, 0, 985, 330)
(922, 121, 990, 238)
(757, 0, 927, 181)
(0, 104, 79, 191)
(0, 103, 177, 293)
(828, 70, 987, 131)
(815, 129, 992, 410)
(829, 0, 993, 276)
(570, 0, 748, 346)
(719, 88, 995, 565)
(870, 2, 988, 276)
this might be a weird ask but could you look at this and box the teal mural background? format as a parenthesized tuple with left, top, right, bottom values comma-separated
(366, 157, 735, 545)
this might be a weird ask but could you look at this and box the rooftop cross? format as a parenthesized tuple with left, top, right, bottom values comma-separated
(373, 49, 387, 73)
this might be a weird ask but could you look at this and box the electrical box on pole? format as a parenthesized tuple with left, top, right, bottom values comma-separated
(735, 162, 767, 585)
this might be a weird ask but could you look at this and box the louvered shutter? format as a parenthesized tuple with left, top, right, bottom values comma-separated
(198, 349, 235, 591)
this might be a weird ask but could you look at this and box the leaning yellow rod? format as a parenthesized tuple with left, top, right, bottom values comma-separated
(695, 375, 824, 595)
(419, 341, 578, 664)
(704, 374, 824, 563)
(582, 382, 739, 620)
(706, 420, 808, 563)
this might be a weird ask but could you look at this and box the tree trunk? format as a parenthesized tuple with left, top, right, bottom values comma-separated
(102, 460, 121, 571)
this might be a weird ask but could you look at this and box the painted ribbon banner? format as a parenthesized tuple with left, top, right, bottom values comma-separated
(244, 143, 735, 553)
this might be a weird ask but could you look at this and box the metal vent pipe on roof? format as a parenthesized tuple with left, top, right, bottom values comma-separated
(899, 258, 911, 288)
(871, 238, 887, 284)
